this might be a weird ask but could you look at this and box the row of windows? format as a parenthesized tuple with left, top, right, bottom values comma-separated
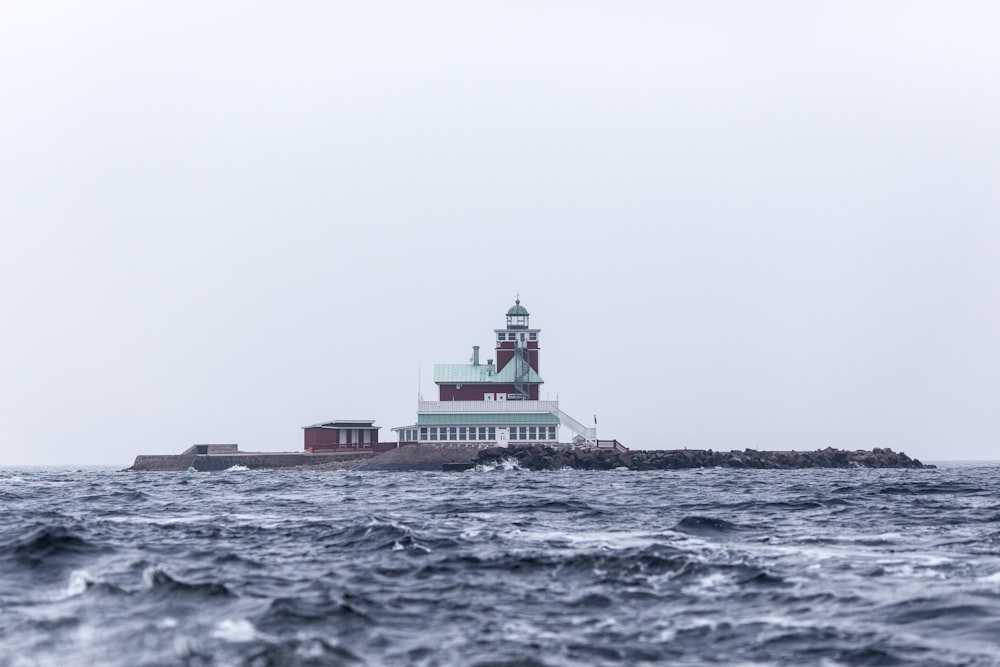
(413, 425, 558, 442)
(496, 332, 538, 342)
(421, 426, 496, 441)
(510, 426, 557, 441)
(399, 429, 418, 442)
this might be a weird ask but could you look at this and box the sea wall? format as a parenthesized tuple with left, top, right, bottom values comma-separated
(128, 451, 374, 471)
(475, 446, 932, 471)
(130, 454, 198, 472)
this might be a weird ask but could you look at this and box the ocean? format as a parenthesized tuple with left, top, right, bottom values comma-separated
(1, 463, 999, 666)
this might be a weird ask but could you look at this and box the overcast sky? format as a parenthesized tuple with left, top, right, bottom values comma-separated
(1, 2, 997, 466)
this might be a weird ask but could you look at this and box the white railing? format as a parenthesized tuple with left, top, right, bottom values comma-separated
(553, 407, 598, 442)
(418, 400, 560, 414)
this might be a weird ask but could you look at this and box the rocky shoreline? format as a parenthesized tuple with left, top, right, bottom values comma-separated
(474, 445, 932, 471)
(127, 444, 932, 472)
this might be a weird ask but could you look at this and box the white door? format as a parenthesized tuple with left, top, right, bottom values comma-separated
(497, 427, 509, 447)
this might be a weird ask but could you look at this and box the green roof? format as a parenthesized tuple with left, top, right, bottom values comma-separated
(434, 360, 543, 385)
(506, 299, 529, 316)
(416, 413, 560, 425)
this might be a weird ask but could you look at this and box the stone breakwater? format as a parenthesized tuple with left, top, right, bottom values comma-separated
(128, 450, 374, 471)
(476, 446, 932, 471)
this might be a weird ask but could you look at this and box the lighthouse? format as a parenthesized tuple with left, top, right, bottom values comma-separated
(493, 299, 540, 400)
(393, 299, 598, 447)
(435, 299, 543, 402)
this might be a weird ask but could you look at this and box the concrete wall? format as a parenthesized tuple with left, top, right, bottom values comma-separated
(129, 451, 374, 471)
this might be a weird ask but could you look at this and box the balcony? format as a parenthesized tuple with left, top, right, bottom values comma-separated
(418, 400, 559, 414)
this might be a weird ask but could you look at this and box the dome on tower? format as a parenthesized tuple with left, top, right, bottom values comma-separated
(506, 299, 529, 317)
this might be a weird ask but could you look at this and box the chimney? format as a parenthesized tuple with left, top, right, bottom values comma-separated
(473, 346, 480, 366)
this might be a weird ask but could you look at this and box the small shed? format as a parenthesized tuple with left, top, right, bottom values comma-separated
(303, 419, 381, 453)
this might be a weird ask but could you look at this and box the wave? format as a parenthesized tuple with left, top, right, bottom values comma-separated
(674, 516, 747, 536)
(878, 482, 986, 495)
(325, 518, 433, 553)
(425, 542, 696, 581)
(720, 499, 826, 512)
(255, 593, 374, 634)
(1, 525, 105, 570)
(53, 569, 127, 600)
(237, 636, 362, 665)
(211, 618, 257, 642)
(881, 597, 991, 625)
(143, 568, 235, 599)
(78, 489, 150, 503)
(474, 457, 526, 472)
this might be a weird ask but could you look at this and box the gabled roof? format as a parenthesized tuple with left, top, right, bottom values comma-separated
(434, 361, 543, 385)
(303, 420, 379, 429)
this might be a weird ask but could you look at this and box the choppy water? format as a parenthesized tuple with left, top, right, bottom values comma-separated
(2, 463, 1000, 666)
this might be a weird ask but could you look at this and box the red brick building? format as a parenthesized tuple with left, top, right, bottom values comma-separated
(303, 419, 393, 453)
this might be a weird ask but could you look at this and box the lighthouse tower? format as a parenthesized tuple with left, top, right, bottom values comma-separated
(432, 299, 543, 402)
(494, 299, 540, 400)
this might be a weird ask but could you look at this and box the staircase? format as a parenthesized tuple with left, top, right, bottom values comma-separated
(512, 346, 531, 399)
(550, 407, 597, 446)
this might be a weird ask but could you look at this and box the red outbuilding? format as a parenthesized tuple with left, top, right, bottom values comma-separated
(303, 419, 393, 453)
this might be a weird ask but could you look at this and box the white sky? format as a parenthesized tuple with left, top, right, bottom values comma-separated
(1, 2, 997, 465)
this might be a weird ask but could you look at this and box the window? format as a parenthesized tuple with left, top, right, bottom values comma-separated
(478, 427, 486, 440)
(430, 427, 438, 440)
(549, 426, 556, 440)
(529, 427, 537, 440)
(420, 428, 427, 441)
(529, 333, 537, 341)
(449, 427, 457, 441)
(488, 427, 496, 440)
(459, 427, 467, 440)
